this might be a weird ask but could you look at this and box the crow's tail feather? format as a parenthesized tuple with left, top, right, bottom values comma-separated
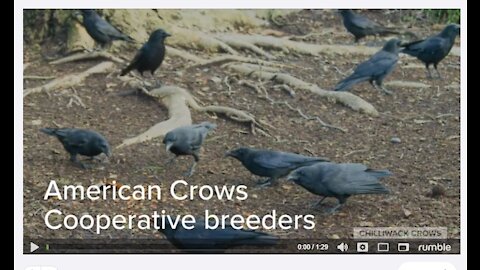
(122, 35, 136, 43)
(366, 169, 393, 178)
(40, 128, 58, 136)
(334, 75, 369, 92)
(120, 65, 132, 76)
(377, 27, 401, 36)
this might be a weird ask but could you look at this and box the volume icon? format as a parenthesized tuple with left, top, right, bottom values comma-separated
(337, 242, 348, 252)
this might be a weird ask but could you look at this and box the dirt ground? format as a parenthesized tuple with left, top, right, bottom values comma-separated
(23, 10, 460, 242)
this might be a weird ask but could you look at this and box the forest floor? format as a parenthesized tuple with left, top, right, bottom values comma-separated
(23, 10, 460, 243)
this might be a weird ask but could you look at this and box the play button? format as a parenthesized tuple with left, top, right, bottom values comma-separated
(30, 242, 39, 253)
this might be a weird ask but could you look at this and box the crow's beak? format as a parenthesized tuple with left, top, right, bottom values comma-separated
(224, 151, 233, 158)
(286, 173, 297, 182)
(105, 149, 112, 157)
(72, 10, 82, 20)
(165, 142, 173, 152)
(165, 32, 172, 37)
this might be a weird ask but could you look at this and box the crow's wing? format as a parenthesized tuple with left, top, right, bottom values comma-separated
(253, 151, 325, 170)
(323, 163, 390, 195)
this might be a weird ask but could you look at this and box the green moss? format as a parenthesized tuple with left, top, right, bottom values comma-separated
(424, 9, 460, 24)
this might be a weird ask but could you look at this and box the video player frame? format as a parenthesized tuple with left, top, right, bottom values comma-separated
(23, 8, 461, 255)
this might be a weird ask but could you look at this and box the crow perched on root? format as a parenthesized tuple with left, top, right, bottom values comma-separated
(158, 217, 278, 252)
(339, 9, 400, 43)
(401, 24, 460, 79)
(225, 147, 329, 187)
(287, 162, 391, 213)
(120, 29, 170, 79)
(163, 122, 217, 177)
(40, 128, 111, 169)
(79, 9, 135, 48)
(334, 38, 402, 94)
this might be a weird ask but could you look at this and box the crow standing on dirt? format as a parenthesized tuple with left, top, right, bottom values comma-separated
(401, 24, 460, 79)
(80, 9, 135, 48)
(163, 122, 216, 177)
(120, 29, 171, 77)
(40, 128, 111, 168)
(334, 38, 402, 94)
(287, 162, 391, 213)
(225, 147, 329, 187)
(339, 9, 400, 42)
(158, 217, 278, 252)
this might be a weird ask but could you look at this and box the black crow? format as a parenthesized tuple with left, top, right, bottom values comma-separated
(334, 38, 402, 94)
(225, 147, 329, 186)
(401, 24, 460, 79)
(120, 28, 170, 77)
(339, 9, 400, 42)
(80, 9, 134, 48)
(288, 162, 391, 213)
(158, 217, 278, 252)
(40, 128, 111, 168)
(163, 122, 216, 177)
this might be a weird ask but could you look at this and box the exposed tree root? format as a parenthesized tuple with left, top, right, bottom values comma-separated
(24, 62, 116, 97)
(117, 83, 274, 148)
(49, 51, 125, 65)
(187, 54, 290, 70)
(117, 85, 192, 148)
(24, 75, 55, 80)
(166, 46, 206, 64)
(384, 80, 431, 89)
(228, 63, 379, 116)
(166, 34, 380, 116)
(170, 27, 238, 55)
(214, 35, 276, 60)
(254, 81, 346, 132)
(215, 34, 381, 56)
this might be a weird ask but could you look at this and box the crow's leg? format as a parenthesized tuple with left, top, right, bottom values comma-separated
(70, 154, 91, 169)
(184, 161, 197, 177)
(151, 72, 163, 88)
(184, 153, 199, 177)
(255, 177, 276, 188)
(434, 63, 443, 80)
(326, 196, 348, 214)
(379, 84, 393, 95)
(311, 196, 327, 208)
(374, 80, 393, 95)
(326, 203, 345, 214)
(165, 155, 177, 165)
(88, 156, 104, 162)
(425, 64, 433, 79)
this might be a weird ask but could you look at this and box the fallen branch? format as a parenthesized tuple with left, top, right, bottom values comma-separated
(67, 94, 86, 108)
(238, 80, 263, 94)
(259, 84, 345, 133)
(228, 63, 379, 116)
(223, 75, 235, 95)
(49, 51, 125, 65)
(273, 84, 296, 97)
(343, 149, 368, 157)
(24, 61, 116, 97)
(277, 100, 347, 133)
